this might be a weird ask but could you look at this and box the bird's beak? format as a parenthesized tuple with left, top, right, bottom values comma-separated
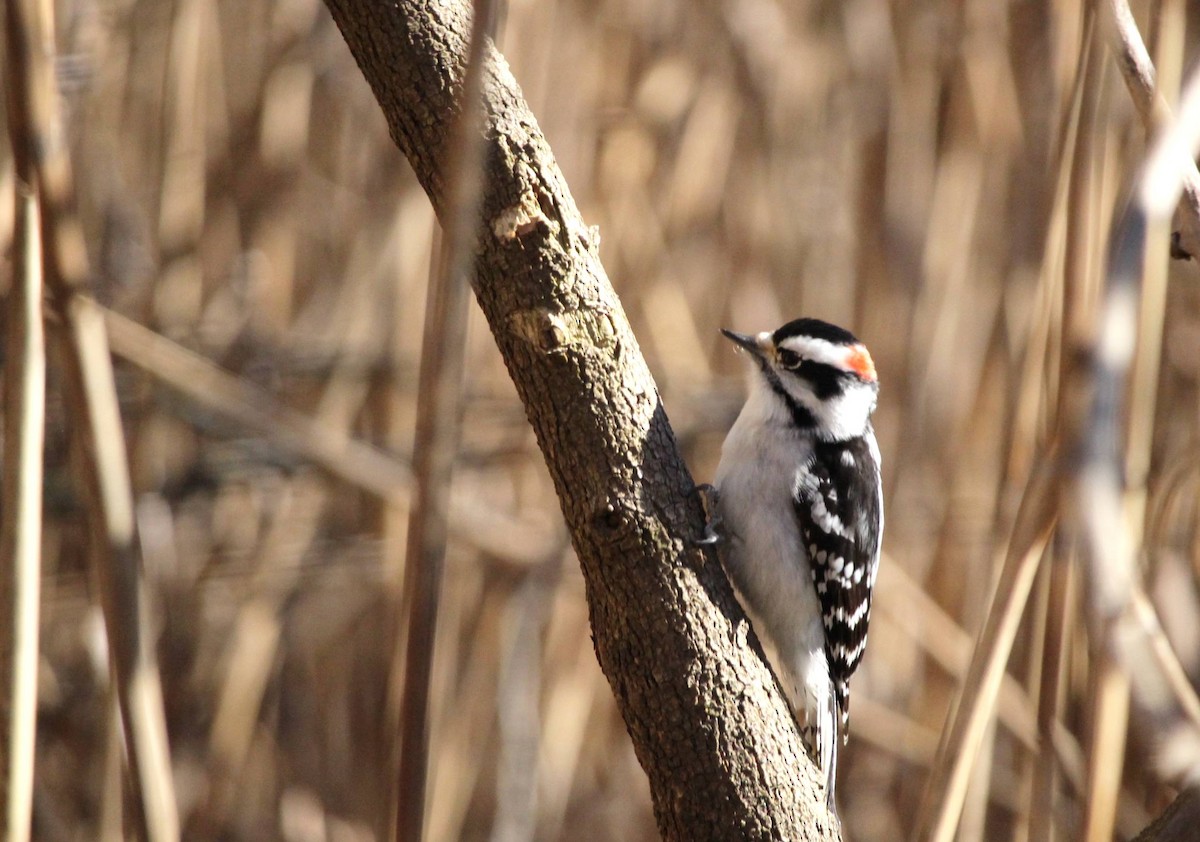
(721, 329, 773, 360)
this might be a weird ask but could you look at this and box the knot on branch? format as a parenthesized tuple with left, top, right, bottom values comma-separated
(508, 307, 618, 355)
(491, 189, 555, 241)
(592, 497, 627, 535)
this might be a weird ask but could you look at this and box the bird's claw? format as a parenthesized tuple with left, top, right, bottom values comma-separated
(690, 483, 723, 546)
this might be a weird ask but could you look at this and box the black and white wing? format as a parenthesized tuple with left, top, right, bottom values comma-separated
(793, 433, 883, 738)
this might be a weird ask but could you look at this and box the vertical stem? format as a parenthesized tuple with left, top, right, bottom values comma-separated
(391, 1, 495, 840)
(1081, 658, 1130, 842)
(0, 170, 46, 842)
(1030, 550, 1073, 842)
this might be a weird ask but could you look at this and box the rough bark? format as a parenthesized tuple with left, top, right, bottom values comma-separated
(1133, 790, 1200, 842)
(321, 1, 838, 839)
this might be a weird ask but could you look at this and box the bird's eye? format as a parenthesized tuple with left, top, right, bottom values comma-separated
(777, 348, 802, 369)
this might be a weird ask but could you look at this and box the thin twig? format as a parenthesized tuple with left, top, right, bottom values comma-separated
(1130, 590, 1200, 729)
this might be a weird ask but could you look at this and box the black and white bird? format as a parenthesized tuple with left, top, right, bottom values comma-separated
(712, 317, 883, 813)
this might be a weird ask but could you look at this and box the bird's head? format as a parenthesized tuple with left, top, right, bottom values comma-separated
(722, 317, 879, 441)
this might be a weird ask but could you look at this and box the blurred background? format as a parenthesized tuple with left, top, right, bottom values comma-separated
(3, 0, 1200, 839)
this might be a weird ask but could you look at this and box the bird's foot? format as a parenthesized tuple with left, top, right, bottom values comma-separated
(690, 483, 723, 546)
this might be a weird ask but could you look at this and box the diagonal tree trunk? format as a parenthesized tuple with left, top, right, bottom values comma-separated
(321, 0, 838, 839)
(1133, 789, 1200, 842)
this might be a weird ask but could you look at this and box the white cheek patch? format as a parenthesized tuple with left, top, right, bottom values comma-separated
(785, 378, 877, 443)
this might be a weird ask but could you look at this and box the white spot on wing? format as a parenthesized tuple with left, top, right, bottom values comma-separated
(808, 495, 849, 537)
(845, 600, 869, 628)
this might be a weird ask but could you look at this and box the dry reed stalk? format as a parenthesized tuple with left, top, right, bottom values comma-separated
(0, 127, 46, 842)
(1004, 41, 1099, 828)
(98, 702, 124, 842)
(2, 0, 180, 838)
(1151, 0, 1187, 113)
(155, 0, 208, 332)
(1130, 590, 1200, 727)
(102, 307, 561, 562)
(536, 588, 605, 840)
(914, 457, 1057, 842)
(963, 663, 1012, 835)
(874, 561, 1039, 753)
(490, 575, 554, 842)
(425, 590, 504, 842)
(1062, 10, 1107, 365)
(390, 1, 496, 839)
(1072, 18, 1137, 842)
(204, 475, 325, 825)
(52, 147, 183, 842)
(105, 307, 408, 495)
(849, 695, 938, 768)
(1016, 559, 1051, 840)
(1013, 36, 1101, 830)
(1126, 0, 1184, 533)
(1030, 551, 1074, 842)
(1082, 655, 1131, 842)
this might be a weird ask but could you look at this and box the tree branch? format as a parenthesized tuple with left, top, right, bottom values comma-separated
(1102, 0, 1200, 259)
(1072, 59, 1200, 790)
(321, 0, 837, 838)
(1133, 789, 1200, 842)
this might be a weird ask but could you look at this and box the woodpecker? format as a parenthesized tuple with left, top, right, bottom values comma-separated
(712, 317, 883, 812)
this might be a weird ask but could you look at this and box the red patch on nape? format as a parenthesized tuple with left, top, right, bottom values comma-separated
(845, 345, 877, 381)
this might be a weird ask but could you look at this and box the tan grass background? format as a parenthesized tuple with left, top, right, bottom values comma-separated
(3, 0, 1200, 839)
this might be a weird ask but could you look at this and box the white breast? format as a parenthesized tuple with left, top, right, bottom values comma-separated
(713, 382, 830, 711)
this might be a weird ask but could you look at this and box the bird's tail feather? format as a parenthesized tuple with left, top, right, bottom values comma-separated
(800, 689, 840, 818)
(820, 689, 839, 818)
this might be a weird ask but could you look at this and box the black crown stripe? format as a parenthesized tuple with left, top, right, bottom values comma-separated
(773, 317, 859, 346)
